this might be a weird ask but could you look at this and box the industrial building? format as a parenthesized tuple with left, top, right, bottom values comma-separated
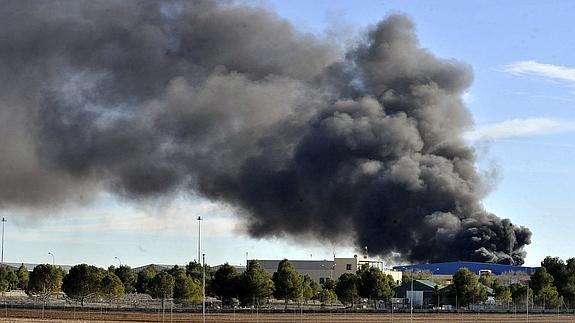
(393, 261, 538, 284)
(257, 255, 402, 285)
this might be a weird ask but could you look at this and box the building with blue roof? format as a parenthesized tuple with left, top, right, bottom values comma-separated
(393, 261, 537, 277)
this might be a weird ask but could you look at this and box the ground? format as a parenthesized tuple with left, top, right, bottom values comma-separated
(0, 309, 572, 322)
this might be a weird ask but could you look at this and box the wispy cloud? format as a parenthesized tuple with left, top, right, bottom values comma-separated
(465, 117, 575, 141)
(499, 60, 575, 84)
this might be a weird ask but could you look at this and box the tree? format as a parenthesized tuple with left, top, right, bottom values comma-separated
(238, 260, 274, 306)
(149, 271, 175, 310)
(402, 270, 431, 284)
(318, 288, 337, 305)
(335, 273, 360, 306)
(539, 285, 561, 309)
(541, 257, 572, 300)
(62, 264, 105, 306)
(272, 259, 303, 308)
(530, 267, 554, 296)
(0, 266, 18, 292)
(16, 264, 29, 290)
(26, 264, 63, 306)
(494, 285, 512, 306)
(100, 272, 125, 304)
(114, 265, 137, 293)
(479, 272, 496, 288)
(173, 271, 202, 306)
(212, 263, 240, 306)
(302, 275, 320, 303)
(186, 261, 214, 295)
(510, 283, 533, 305)
(322, 277, 336, 291)
(452, 268, 487, 307)
(136, 265, 158, 294)
(358, 266, 396, 302)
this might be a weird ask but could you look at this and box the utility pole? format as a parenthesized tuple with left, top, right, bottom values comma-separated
(48, 252, 54, 266)
(410, 274, 414, 321)
(202, 253, 206, 323)
(1, 217, 6, 265)
(197, 217, 202, 263)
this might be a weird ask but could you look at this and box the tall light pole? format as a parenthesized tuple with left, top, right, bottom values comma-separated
(202, 253, 206, 323)
(197, 216, 202, 263)
(1, 217, 6, 265)
(410, 273, 414, 321)
(48, 252, 54, 266)
(114, 256, 122, 267)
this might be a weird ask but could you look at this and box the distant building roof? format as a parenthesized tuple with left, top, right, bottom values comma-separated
(257, 259, 335, 271)
(416, 279, 439, 289)
(1, 262, 72, 272)
(393, 261, 538, 276)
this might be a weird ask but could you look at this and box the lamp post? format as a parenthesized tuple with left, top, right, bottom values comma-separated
(114, 256, 122, 267)
(197, 217, 202, 263)
(410, 275, 414, 321)
(202, 253, 206, 323)
(48, 252, 54, 266)
(1, 217, 6, 265)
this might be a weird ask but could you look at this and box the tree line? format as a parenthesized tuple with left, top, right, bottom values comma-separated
(4, 256, 573, 309)
(0, 259, 398, 308)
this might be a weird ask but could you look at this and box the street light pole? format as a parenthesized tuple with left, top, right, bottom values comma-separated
(1, 217, 6, 265)
(48, 252, 54, 266)
(114, 256, 122, 267)
(202, 253, 206, 323)
(410, 274, 414, 321)
(197, 217, 202, 263)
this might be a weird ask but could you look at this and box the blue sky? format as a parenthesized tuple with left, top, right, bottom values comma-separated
(5, 0, 575, 268)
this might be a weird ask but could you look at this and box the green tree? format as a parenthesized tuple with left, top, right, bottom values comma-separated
(272, 259, 303, 308)
(0, 266, 18, 292)
(186, 260, 214, 294)
(494, 285, 512, 306)
(100, 272, 125, 304)
(510, 283, 533, 305)
(402, 270, 431, 285)
(173, 270, 202, 306)
(149, 271, 175, 310)
(238, 260, 274, 306)
(114, 265, 137, 293)
(322, 277, 336, 290)
(302, 275, 320, 303)
(358, 266, 396, 302)
(212, 263, 240, 306)
(335, 273, 360, 306)
(26, 264, 63, 306)
(136, 265, 158, 294)
(530, 267, 554, 296)
(539, 285, 561, 309)
(541, 257, 572, 301)
(318, 288, 337, 305)
(62, 264, 105, 306)
(16, 264, 29, 290)
(452, 268, 487, 307)
(479, 272, 496, 288)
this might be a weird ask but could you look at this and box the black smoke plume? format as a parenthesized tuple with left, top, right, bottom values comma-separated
(0, 0, 531, 264)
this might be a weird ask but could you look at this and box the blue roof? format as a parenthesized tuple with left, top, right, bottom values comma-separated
(393, 261, 538, 275)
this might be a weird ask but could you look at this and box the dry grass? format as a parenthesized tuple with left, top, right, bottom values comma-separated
(0, 309, 572, 322)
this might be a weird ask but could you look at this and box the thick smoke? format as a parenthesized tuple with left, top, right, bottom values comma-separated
(0, 0, 531, 264)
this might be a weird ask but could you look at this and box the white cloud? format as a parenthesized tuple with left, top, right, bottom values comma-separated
(17, 196, 242, 238)
(465, 117, 575, 141)
(499, 60, 575, 84)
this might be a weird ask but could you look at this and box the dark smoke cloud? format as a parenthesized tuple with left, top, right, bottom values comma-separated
(0, 0, 531, 264)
